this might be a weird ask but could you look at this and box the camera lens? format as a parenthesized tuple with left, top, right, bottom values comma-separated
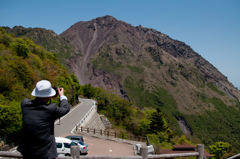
(53, 87, 59, 96)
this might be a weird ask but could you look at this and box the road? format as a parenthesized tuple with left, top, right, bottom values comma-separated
(54, 98, 137, 157)
(54, 98, 95, 137)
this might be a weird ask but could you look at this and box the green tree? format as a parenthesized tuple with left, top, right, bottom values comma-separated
(176, 135, 192, 145)
(83, 84, 99, 98)
(10, 38, 30, 58)
(149, 108, 168, 134)
(9, 58, 34, 88)
(209, 142, 231, 159)
(0, 102, 22, 137)
(0, 33, 12, 47)
(137, 118, 151, 136)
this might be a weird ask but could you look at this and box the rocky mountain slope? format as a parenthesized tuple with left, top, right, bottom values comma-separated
(60, 15, 240, 106)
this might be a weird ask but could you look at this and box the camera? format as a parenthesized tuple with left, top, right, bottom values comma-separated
(53, 87, 59, 96)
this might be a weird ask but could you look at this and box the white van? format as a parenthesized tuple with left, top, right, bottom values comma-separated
(135, 144, 155, 155)
(55, 137, 76, 156)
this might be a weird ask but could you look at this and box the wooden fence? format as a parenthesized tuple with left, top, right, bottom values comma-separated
(0, 144, 205, 159)
(76, 126, 148, 143)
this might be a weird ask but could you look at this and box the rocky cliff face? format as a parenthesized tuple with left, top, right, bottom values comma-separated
(60, 15, 240, 105)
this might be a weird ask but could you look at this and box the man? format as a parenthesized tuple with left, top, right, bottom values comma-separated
(17, 80, 70, 159)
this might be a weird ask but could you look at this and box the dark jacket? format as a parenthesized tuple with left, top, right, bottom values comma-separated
(17, 98, 70, 159)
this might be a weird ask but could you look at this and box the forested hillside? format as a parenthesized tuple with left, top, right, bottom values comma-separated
(0, 27, 81, 143)
(3, 26, 79, 67)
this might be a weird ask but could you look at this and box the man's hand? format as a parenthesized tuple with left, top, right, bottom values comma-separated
(58, 87, 64, 97)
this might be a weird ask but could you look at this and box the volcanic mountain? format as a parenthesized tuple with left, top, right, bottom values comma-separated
(60, 15, 240, 103)
(60, 16, 240, 148)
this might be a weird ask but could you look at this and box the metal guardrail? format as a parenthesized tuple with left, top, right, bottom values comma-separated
(227, 153, 240, 159)
(72, 99, 96, 133)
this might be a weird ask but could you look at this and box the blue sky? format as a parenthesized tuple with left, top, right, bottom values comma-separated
(1, 0, 240, 88)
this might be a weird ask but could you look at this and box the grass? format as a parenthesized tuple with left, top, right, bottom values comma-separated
(126, 65, 144, 74)
(207, 83, 225, 96)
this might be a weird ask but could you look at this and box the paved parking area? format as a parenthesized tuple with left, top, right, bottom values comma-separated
(84, 135, 135, 156)
(61, 133, 137, 156)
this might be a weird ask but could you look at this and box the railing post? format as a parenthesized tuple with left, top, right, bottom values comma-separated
(100, 129, 102, 135)
(87, 127, 89, 133)
(94, 128, 95, 134)
(81, 126, 83, 132)
(197, 144, 204, 159)
(140, 146, 148, 159)
(115, 132, 117, 138)
(75, 125, 78, 131)
(71, 146, 80, 159)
